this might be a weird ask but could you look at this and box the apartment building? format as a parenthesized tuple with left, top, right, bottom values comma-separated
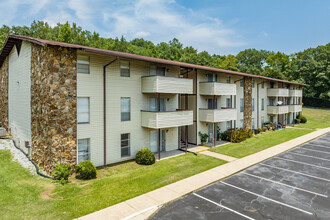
(0, 35, 304, 173)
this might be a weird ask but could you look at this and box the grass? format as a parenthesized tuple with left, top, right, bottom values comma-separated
(0, 151, 226, 219)
(295, 107, 330, 129)
(209, 107, 330, 158)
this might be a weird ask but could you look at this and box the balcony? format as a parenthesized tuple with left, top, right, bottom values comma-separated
(142, 76, 193, 94)
(199, 108, 237, 123)
(141, 110, 193, 129)
(289, 104, 302, 112)
(267, 88, 289, 97)
(289, 90, 302, 97)
(267, 105, 289, 115)
(199, 82, 236, 96)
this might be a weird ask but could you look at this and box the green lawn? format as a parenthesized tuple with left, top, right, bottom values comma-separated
(209, 107, 329, 158)
(295, 107, 330, 129)
(0, 150, 226, 219)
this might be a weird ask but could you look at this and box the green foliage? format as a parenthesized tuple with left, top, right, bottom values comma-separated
(0, 21, 328, 100)
(136, 148, 155, 165)
(75, 160, 97, 180)
(198, 132, 209, 143)
(295, 118, 301, 124)
(52, 163, 72, 184)
(297, 114, 307, 123)
(221, 129, 253, 143)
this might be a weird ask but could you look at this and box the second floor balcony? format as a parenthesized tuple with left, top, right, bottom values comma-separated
(289, 104, 302, 112)
(267, 105, 289, 115)
(267, 88, 289, 97)
(199, 108, 237, 123)
(141, 109, 193, 129)
(142, 76, 193, 94)
(199, 82, 236, 96)
(289, 90, 303, 97)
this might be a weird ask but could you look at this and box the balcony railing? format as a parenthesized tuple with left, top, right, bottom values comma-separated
(267, 105, 289, 114)
(141, 109, 193, 129)
(199, 108, 237, 123)
(289, 104, 302, 112)
(199, 82, 236, 96)
(267, 88, 289, 97)
(289, 90, 302, 97)
(141, 76, 193, 94)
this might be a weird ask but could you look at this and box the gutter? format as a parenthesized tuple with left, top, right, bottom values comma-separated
(103, 57, 119, 166)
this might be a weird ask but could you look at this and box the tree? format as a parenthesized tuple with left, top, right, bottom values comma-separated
(218, 55, 239, 71)
(57, 22, 73, 43)
(236, 49, 270, 75)
(263, 52, 290, 79)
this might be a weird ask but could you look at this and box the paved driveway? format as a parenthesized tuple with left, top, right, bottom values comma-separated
(151, 133, 330, 220)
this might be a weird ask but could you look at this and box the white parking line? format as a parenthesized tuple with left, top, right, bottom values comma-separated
(221, 182, 313, 215)
(275, 157, 330, 170)
(306, 144, 330, 150)
(288, 152, 330, 162)
(193, 193, 255, 220)
(260, 163, 330, 182)
(242, 172, 328, 198)
(299, 147, 330, 155)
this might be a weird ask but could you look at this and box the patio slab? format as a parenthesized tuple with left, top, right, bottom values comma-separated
(200, 150, 237, 162)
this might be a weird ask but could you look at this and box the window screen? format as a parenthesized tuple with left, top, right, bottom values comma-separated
(77, 55, 90, 74)
(121, 97, 131, 121)
(121, 133, 130, 157)
(78, 139, 90, 163)
(78, 97, 89, 123)
(120, 60, 130, 77)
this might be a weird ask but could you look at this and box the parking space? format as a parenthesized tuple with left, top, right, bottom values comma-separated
(151, 133, 330, 220)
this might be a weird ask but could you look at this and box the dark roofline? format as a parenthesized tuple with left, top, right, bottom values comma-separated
(0, 35, 307, 86)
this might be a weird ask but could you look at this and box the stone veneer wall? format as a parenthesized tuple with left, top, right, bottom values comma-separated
(243, 76, 252, 129)
(31, 44, 77, 174)
(0, 57, 9, 130)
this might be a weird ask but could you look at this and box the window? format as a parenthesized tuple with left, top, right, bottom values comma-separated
(208, 99, 217, 109)
(261, 116, 264, 126)
(261, 82, 264, 88)
(150, 97, 165, 111)
(120, 60, 130, 77)
(121, 97, 130, 121)
(226, 121, 231, 130)
(240, 98, 244, 112)
(252, 119, 255, 129)
(269, 98, 275, 106)
(261, 98, 264, 111)
(252, 98, 255, 111)
(252, 80, 255, 88)
(240, 119, 244, 128)
(270, 82, 274, 88)
(78, 139, 90, 163)
(208, 73, 217, 82)
(240, 79, 244, 87)
(78, 97, 89, 123)
(226, 76, 231, 83)
(77, 55, 90, 74)
(226, 98, 231, 108)
(270, 116, 274, 123)
(150, 65, 165, 76)
(121, 133, 130, 157)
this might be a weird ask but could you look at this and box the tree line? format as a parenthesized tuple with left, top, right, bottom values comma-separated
(0, 21, 329, 100)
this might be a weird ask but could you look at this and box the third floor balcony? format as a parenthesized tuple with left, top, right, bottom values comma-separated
(142, 76, 193, 94)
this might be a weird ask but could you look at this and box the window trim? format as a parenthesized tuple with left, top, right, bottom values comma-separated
(120, 60, 130, 77)
(77, 55, 90, 74)
(77, 97, 90, 124)
(121, 97, 131, 121)
(77, 138, 90, 164)
(121, 133, 131, 158)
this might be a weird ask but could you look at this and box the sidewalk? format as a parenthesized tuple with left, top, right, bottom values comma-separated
(77, 127, 330, 220)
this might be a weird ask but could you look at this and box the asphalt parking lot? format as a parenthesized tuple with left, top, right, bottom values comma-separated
(151, 133, 330, 220)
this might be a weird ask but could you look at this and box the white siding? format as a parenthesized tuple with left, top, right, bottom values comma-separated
(267, 88, 289, 97)
(8, 42, 32, 152)
(199, 82, 236, 96)
(142, 76, 193, 94)
(199, 109, 237, 123)
(141, 110, 193, 129)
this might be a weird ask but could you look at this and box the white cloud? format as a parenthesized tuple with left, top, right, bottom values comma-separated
(0, 0, 245, 54)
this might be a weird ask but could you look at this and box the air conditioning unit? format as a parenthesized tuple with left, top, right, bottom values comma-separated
(0, 127, 6, 137)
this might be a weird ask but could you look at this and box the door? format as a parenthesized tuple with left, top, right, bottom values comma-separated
(150, 65, 166, 76)
(207, 99, 217, 109)
(208, 124, 214, 143)
(150, 98, 165, 111)
(150, 130, 166, 153)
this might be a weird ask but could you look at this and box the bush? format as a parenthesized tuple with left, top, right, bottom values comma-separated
(297, 114, 307, 123)
(295, 118, 301, 124)
(198, 131, 209, 143)
(52, 163, 72, 184)
(136, 148, 155, 165)
(75, 160, 97, 180)
(258, 128, 263, 133)
(221, 129, 253, 143)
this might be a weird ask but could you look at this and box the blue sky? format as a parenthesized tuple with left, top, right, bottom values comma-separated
(0, 0, 329, 55)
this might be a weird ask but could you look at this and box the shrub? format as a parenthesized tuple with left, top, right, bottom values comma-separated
(297, 114, 307, 123)
(221, 129, 253, 143)
(198, 132, 209, 143)
(258, 128, 263, 133)
(136, 148, 156, 165)
(75, 160, 97, 180)
(295, 118, 301, 124)
(52, 163, 72, 184)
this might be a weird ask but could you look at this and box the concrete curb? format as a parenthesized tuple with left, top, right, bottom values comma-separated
(77, 127, 330, 220)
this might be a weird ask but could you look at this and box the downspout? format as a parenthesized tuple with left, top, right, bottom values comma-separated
(233, 78, 243, 130)
(256, 81, 263, 128)
(103, 57, 118, 166)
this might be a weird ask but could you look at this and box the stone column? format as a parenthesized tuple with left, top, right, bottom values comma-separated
(243, 76, 252, 129)
(0, 57, 9, 130)
(31, 44, 77, 174)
